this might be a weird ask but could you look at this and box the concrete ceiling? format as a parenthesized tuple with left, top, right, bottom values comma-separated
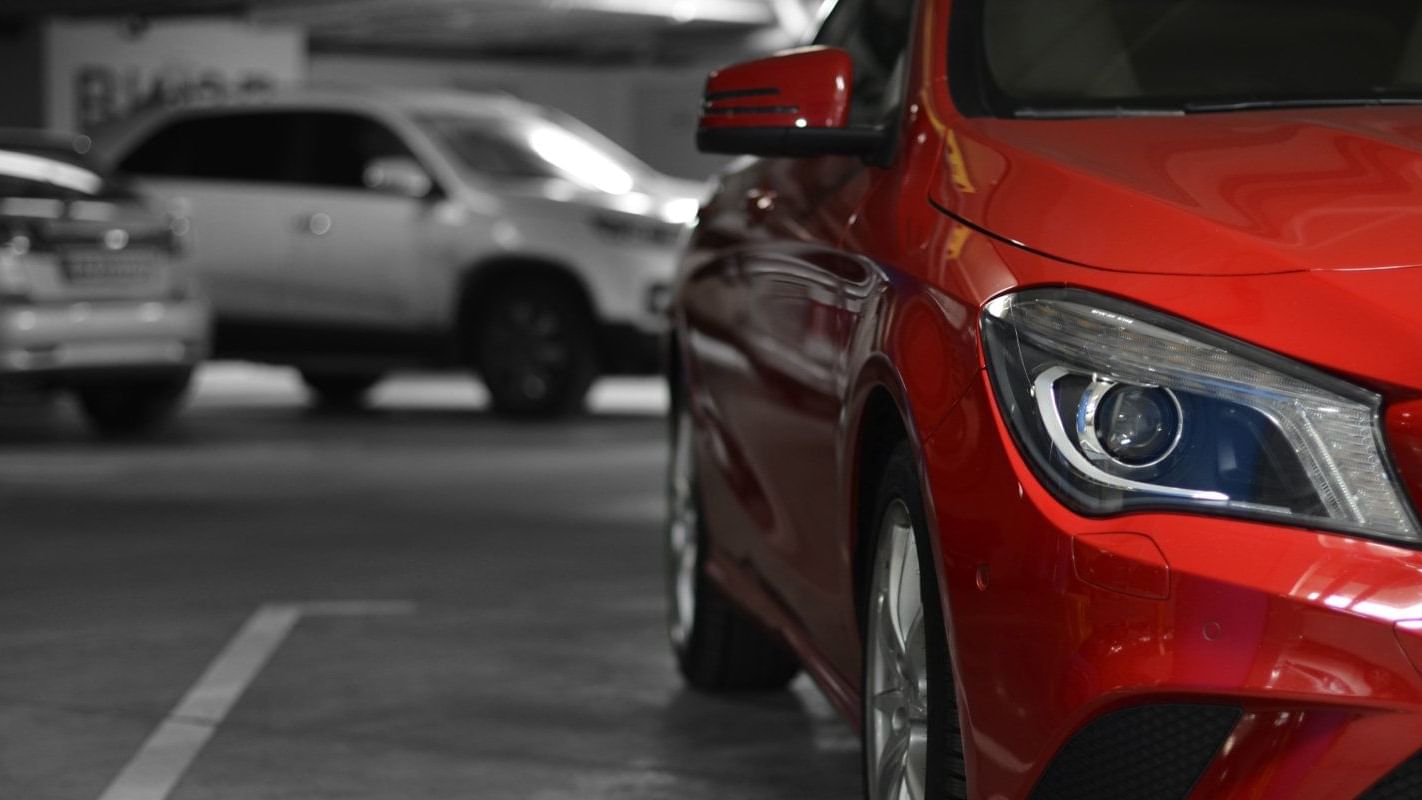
(2, 0, 818, 62)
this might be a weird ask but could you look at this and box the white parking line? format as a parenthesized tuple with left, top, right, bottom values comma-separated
(97, 601, 416, 800)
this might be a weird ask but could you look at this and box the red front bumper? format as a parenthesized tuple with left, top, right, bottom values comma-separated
(922, 372, 1422, 799)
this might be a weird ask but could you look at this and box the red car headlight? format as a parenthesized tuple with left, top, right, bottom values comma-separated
(981, 288, 1421, 544)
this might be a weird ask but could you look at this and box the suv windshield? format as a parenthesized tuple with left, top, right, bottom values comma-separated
(959, 0, 1422, 117)
(418, 110, 649, 195)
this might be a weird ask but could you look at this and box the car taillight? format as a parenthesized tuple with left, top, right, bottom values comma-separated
(166, 213, 190, 257)
(0, 224, 35, 300)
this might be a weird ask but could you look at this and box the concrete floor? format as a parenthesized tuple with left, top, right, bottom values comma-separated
(0, 366, 860, 800)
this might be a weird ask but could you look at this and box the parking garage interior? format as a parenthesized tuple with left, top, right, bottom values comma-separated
(0, 2, 860, 799)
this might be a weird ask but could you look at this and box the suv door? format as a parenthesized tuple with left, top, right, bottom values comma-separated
(283, 111, 427, 332)
(117, 112, 306, 336)
(118, 109, 431, 356)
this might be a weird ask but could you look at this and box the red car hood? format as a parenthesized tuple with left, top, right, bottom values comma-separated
(943, 108, 1422, 275)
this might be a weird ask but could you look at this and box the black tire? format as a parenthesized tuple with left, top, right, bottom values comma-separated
(666, 395, 800, 692)
(861, 442, 968, 800)
(77, 369, 192, 438)
(301, 371, 382, 409)
(473, 279, 598, 419)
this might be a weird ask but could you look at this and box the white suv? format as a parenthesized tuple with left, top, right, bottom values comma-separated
(100, 89, 702, 416)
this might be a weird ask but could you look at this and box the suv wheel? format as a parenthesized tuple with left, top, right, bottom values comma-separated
(862, 442, 968, 800)
(77, 369, 193, 438)
(474, 280, 597, 418)
(667, 397, 800, 691)
(301, 371, 383, 409)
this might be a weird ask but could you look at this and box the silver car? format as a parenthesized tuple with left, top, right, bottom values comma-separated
(100, 89, 703, 416)
(0, 130, 209, 436)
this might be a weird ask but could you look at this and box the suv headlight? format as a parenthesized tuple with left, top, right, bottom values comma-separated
(981, 289, 1420, 543)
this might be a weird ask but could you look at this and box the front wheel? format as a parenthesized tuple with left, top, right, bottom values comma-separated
(473, 280, 597, 419)
(76, 369, 193, 438)
(666, 399, 800, 691)
(862, 442, 968, 800)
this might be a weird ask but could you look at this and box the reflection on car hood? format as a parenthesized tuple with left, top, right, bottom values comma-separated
(945, 107, 1422, 275)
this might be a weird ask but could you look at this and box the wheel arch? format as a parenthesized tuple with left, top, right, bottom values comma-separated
(847, 363, 922, 635)
(844, 275, 977, 638)
(847, 360, 975, 796)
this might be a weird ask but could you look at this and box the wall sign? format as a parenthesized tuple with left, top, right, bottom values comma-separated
(44, 18, 305, 133)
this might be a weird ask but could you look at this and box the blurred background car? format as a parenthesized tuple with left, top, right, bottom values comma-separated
(0, 4, 876, 800)
(96, 89, 705, 417)
(0, 129, 209, 436)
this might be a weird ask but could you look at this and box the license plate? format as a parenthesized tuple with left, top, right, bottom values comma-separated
(63, 251, 156, 283)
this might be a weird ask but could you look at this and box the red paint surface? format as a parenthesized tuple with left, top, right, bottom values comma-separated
(1394, 621, 1422, 677)
(673, 1, 1422, 796)
(1071, 533, 1172, 601)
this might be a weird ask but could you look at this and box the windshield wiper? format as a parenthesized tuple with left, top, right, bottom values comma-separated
(1185, 97, 1422, 113)
(1013, 106, 1186, 120)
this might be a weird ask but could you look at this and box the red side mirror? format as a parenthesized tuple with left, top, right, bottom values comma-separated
(697, 46, 883, 159)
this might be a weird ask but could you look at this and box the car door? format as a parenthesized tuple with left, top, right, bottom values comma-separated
(116, 111, 309, 329)
(282, 111, 426, 331)
(712, 0, 917, 672)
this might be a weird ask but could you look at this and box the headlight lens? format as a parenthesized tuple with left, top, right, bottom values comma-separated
(982, 289, 1420, 543)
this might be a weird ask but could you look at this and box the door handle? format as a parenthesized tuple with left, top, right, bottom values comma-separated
(298, 212, 333, 236)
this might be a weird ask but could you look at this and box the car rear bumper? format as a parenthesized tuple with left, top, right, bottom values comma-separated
(922, 371, 1422, 799)
(0, 299, 210, 380)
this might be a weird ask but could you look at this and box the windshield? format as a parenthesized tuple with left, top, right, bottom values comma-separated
(418, 110, 650, 195)
(0, 142, 122, 200)
(958, 0, 1422, 117)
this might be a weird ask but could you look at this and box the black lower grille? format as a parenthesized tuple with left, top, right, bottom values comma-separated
(1360, 751, 1422, 799)
(1028, 703, 1242, 800)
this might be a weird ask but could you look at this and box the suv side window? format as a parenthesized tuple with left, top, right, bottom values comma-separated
(118, 113, 303, 183)
(813, 0, 916, 127)
(298, 112, 418, 190)
(427, 123, 552, 181)
(119, 110, 419, 191)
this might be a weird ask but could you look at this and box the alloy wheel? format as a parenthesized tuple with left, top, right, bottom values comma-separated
(865, 499, 929, 800)
(483, 297, 571, 403)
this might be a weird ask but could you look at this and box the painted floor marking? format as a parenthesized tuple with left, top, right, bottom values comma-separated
(96, 600, 416, 800)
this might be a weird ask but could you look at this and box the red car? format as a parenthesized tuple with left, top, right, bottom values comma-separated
(665, 1, 1422, 798)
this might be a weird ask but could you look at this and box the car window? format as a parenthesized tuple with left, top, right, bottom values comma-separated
(119, 110, 418, 191)
(813, 0, 916, 127)
(963, 0, 1422, 116)
(118, 113, 304, 183)
(417, 116, 557, 181)
(300, 112, 418, 189)
(417, 110, 648, 194)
